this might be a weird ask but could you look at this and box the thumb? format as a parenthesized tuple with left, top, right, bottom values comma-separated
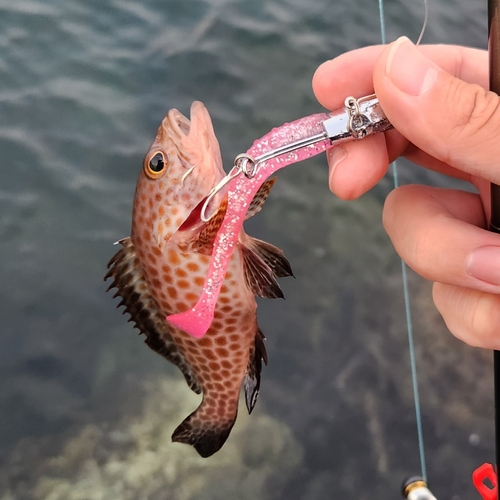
(374, 36, 500, 183)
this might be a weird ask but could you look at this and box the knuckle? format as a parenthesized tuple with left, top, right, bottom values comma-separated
(467, 292, 500, 346)
(433, 284, 500, 349)
(407, 229, 436, 278)
(447, 81, 500, 159)
(382, 188, 397, 231)
(383, 185, 436, 278)
(382, 185, 413, 233)
(432, 284, 472, 344)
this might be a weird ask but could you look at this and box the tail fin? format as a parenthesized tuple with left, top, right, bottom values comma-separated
(172, 405, 237, 458)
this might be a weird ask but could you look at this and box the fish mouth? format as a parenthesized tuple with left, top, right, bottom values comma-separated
(166, 102, 225, 234)
(168, 101, 209, 139)
(169, 109, 191, 136)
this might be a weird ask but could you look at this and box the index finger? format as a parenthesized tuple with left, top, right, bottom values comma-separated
(313, 44, 488, 111)
(312, 44, 488, 199)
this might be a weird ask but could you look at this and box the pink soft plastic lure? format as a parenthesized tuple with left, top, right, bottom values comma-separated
(167, 95, 391, 337)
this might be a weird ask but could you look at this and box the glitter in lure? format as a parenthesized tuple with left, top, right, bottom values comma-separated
(167, 95, 393, 337)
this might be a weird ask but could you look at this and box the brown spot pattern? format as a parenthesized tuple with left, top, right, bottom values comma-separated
(121, 115, 272, 457)
(137, 240, 258, 429)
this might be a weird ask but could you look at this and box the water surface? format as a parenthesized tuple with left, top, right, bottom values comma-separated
(0, 0, 491, 499)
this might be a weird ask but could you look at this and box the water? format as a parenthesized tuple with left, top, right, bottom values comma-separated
(0, 0, 491, 498)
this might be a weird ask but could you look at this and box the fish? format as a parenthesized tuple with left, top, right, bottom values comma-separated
(105, 101, 292, 457)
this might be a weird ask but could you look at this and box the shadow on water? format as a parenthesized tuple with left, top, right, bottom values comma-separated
(0, 0, 491, 499)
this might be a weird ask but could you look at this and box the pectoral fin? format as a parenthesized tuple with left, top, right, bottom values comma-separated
(246, 236, 293, 278)
(240, 243, 284, 299)
(192, 196, 228, 254)
(240, 234, 293, 299)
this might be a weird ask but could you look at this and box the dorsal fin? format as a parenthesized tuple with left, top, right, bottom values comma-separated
(245, 177, 277, 220)
(105, 237, 201, 394)
(243, 328, 268, 414)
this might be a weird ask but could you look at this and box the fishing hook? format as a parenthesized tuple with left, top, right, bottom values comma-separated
(199, 166, 242, 222)
(180, 165, 197, 186)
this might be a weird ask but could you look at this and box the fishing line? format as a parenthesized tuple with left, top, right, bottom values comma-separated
(377, 0, 428, 482)
(416, 0, 428, 46)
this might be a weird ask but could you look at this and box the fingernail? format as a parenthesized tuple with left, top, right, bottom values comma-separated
(327, 145, 347, 184)
(467, 246, 500, 285)
(386, 36, 439, 96)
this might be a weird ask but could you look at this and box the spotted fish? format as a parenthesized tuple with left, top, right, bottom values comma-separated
(105, 102, 292, 457)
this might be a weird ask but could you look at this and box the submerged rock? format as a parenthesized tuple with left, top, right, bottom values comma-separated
(1, 377, 302, 500)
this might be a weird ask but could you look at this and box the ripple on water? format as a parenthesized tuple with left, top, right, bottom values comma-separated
(0, 0, 492, 498)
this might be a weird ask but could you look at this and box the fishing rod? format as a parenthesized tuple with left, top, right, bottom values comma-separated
(403, 1, 500, 498)
(375, 0, 500, 497)
(402, 477, 438, 500)
(489, 0, 500, 487)
(473, 1, 500, 499)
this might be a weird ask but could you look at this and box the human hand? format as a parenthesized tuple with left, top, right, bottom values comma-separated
(312, 37, 500, 349)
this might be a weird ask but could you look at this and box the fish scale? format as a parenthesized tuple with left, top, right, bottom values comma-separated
(106, 101, 292, 457)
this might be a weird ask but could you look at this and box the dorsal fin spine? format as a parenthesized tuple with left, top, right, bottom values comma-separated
(105, 237, 202, 395)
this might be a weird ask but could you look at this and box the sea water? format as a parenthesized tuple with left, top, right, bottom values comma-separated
(0, 0, 490, 498)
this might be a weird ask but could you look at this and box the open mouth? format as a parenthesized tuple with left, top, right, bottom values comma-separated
(170, 109, 191, 136)
(169, 101, 211, 140)
(167, 101, 224, 232)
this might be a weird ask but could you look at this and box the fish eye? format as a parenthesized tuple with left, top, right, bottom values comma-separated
(145, 151, 167, 178)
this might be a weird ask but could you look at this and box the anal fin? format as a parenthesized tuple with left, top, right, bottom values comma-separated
(244, 328, 268, 414)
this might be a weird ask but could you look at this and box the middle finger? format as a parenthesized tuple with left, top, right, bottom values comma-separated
(382, 184, 500, 293)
